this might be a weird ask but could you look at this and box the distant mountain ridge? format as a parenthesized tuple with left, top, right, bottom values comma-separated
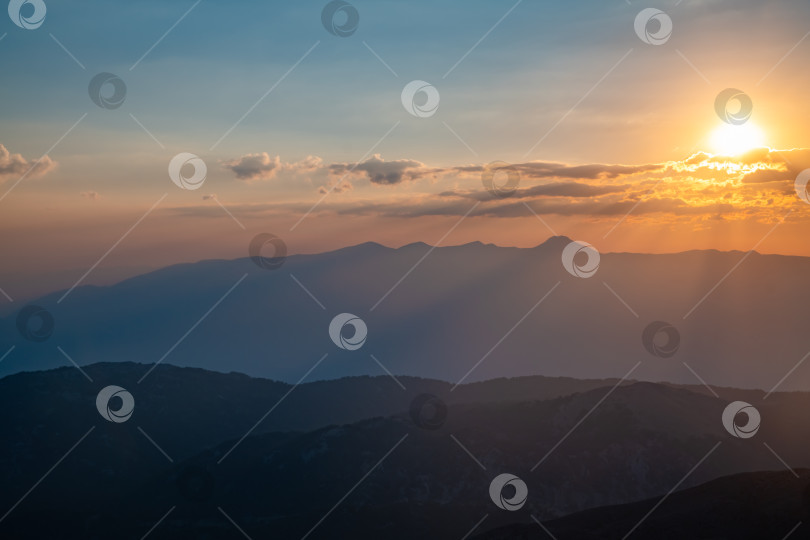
(2, 237, 810, 390)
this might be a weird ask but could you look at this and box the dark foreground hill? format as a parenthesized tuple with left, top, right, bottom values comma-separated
(1, 363, 809, 538)
(474, 469, 810, 539)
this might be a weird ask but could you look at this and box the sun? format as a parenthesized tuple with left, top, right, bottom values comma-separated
(710, 122, 766, 156)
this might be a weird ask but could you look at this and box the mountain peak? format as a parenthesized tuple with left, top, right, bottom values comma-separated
(330, 241, 390, 255)
(534, 235, 574, 250)
(400, 241, 431, 249)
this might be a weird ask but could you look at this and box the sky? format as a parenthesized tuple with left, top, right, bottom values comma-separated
(1, 0, 810, 299)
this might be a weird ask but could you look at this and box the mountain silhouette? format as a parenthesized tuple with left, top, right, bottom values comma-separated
(474, 469, 810, 539)
(2, 237, 810, 390)
(1, 363, 808, 538)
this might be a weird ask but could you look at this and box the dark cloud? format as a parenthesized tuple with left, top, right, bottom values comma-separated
(330, 154, 428, 185)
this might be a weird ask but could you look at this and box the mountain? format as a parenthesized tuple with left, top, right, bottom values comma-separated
(2, 237, 810, 389)
(0, 361, 650, 461)
(474, 469, 810, 539)
(0, 362, 652, 530)
(1, 364, 809, 538)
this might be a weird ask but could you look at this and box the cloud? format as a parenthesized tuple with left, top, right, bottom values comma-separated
(219, 152, 661, 194)
(0, 143, 56, 182)
(329, 154, 431, 185)
(201, 149, 810, 225)
(740, 168, 792, 184)
(441, 181, 629, 201)
(80, 191, 100, 200)
(327, 156, 663, 188)
(224, 152, 281, 180)
(288, 155, 323, 172)
(223, 153, 326, 189)
(318, 179, 353, 194)
(514, 161, 662, 179)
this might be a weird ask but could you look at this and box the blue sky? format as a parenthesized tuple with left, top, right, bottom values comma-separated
(2, 0, 807, 169)
(1, 0, 810, 299)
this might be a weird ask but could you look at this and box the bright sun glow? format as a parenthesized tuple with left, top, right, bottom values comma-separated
(710, 123, 766, 156)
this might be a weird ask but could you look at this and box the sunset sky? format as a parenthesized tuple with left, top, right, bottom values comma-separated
(1, 0, 810, 299)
